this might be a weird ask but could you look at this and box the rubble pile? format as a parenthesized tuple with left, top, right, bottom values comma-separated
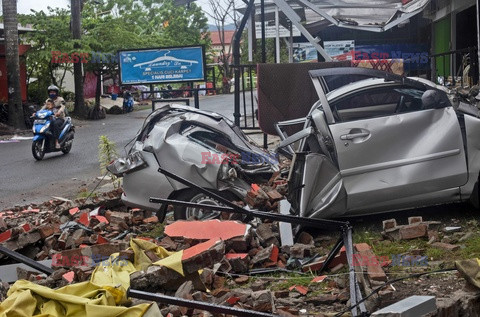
(0, 186, 367, 315)
(2, 187, 480, 315)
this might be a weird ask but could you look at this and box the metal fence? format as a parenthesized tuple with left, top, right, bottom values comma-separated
(429, 47, 478, 88)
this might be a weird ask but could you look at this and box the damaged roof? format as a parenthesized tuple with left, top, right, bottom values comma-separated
(238, 0, 430, 34)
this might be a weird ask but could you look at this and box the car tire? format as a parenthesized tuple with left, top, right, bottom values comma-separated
(173, 189, 234, 220)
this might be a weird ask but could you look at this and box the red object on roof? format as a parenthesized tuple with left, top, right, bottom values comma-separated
(210, 30, 235, 46)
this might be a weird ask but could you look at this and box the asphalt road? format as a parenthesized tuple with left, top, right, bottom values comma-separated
(0, 94, 245, 210)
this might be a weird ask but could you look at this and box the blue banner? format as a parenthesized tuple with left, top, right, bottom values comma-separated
(119, 46, 205, 84)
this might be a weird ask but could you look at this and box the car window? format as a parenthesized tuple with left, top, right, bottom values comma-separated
(331, 85, 430, 122)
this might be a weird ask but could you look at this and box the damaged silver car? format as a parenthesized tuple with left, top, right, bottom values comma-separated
(277, 67, 480, 219)
(108, 104, 278, 221)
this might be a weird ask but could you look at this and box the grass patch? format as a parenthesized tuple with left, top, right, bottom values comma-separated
(141, 223, 165, 238)
(460, 234, 480, 259)
(76, 188, 96, 199)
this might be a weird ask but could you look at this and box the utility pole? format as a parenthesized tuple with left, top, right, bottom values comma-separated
(71, 0, 87, 118)
(3, 0, 26, 129)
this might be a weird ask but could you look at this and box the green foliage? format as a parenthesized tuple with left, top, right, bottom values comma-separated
(17, 0, 210, 105)
(240, 35, 289, 64)
(98, 135, 120, 188)
(142, 223, 166, 238)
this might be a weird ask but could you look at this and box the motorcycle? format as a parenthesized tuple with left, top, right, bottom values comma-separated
(123, 92, 134, 113)
(31, 109, 75, 160)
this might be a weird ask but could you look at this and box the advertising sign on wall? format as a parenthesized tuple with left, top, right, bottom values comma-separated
(119, 46, 206, 84)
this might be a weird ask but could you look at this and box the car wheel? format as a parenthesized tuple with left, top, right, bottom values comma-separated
(173, 189, 232, 220)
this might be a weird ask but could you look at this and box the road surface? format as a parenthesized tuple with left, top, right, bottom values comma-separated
(0, 94, 253, 210)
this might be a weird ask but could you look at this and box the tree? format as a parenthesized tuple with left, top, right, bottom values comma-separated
(206, 0, 239, 93)
(71, 0, 88, 118)
(81, 2, 145, 119)
(2, 0, 26, 129)
(19, 8, 75, 103)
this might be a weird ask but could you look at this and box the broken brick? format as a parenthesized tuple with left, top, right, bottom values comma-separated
(252, 244, 279, 265)
(432, 242, 460, 252)
(225, 253, 249, 273)
(382, 219, 397, 230)
(408, 216, 423, 224)
(69, 207, 80, 215)
(289, 285, 308, 296)
(255, 223, 279, 247)
(311, 275, 327, 283)
(62, 271, 75, 284)
(78, 213, 90, 227)
(297, 231, 314, 245)
(0, 217, 7, 230)
(399, 223, 428, 240)
(143, 216, 158, 224)
(234, 275, 249, 284)
(0, 230, 12, 243)
(37, 225, 55, 239)
(119, 249, 135, 263)
(354, 243, 387, 282)
(266, 189, 283, 201)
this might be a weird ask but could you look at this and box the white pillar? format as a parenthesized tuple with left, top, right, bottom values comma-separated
(289, 23, 293, 63)
(248, 16, 253, 62)
(275, 6, 281, 63)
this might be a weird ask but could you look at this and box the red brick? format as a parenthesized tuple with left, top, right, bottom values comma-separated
(0, 230, 12, 243)
(96, 235, 108, 245)
(37, 225, 54, 239)
(302, 247, 347, 272)
(432, 242, 460, 252)
(355, 244, 387, 282)
(382, 219, 397, 230)
(225, 253, 248, 260)
(94, 215, 109, 224)
(408, 216, 423, 224)
(142, 216, 158, 224)
(311, 275, 327, 283)
(266, 189, 283, 201)
(21, 223, 31, 233)
(354, 243, 371, 252)
(69, 207, 80, 215)
(289, 285, 308, 295)
(399, 223, 428, 240)
(62, 271, 75, 283)
(78, 213, 89, 226)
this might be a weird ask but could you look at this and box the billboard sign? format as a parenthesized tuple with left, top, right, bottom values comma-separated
(255, 22, 300, 38)
(119, 46, 206, 84)
(324, 40, 355, 61)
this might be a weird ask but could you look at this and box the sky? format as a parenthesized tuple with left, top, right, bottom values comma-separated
(15, 0, 232, 25)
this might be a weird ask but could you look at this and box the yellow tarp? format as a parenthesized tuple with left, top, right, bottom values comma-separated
(0, 280, 155, 317)
(0, 238, 187, 317)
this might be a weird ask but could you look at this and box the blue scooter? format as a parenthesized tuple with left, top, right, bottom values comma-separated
(123, 92, 134, 113)
(31, 109, 75, 160)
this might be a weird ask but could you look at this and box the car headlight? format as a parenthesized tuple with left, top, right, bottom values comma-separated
(218, 158, 237, 180)
(107, 151, 147, 176)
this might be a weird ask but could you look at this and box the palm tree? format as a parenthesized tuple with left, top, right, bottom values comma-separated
(2, 0, 26, 129)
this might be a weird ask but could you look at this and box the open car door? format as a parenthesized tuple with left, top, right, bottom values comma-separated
(309, 68, 468, 214)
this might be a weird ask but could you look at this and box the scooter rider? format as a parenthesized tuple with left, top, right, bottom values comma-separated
(41, 85, 66, 149)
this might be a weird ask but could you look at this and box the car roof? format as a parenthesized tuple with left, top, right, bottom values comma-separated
(326, 77, 439, 101)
